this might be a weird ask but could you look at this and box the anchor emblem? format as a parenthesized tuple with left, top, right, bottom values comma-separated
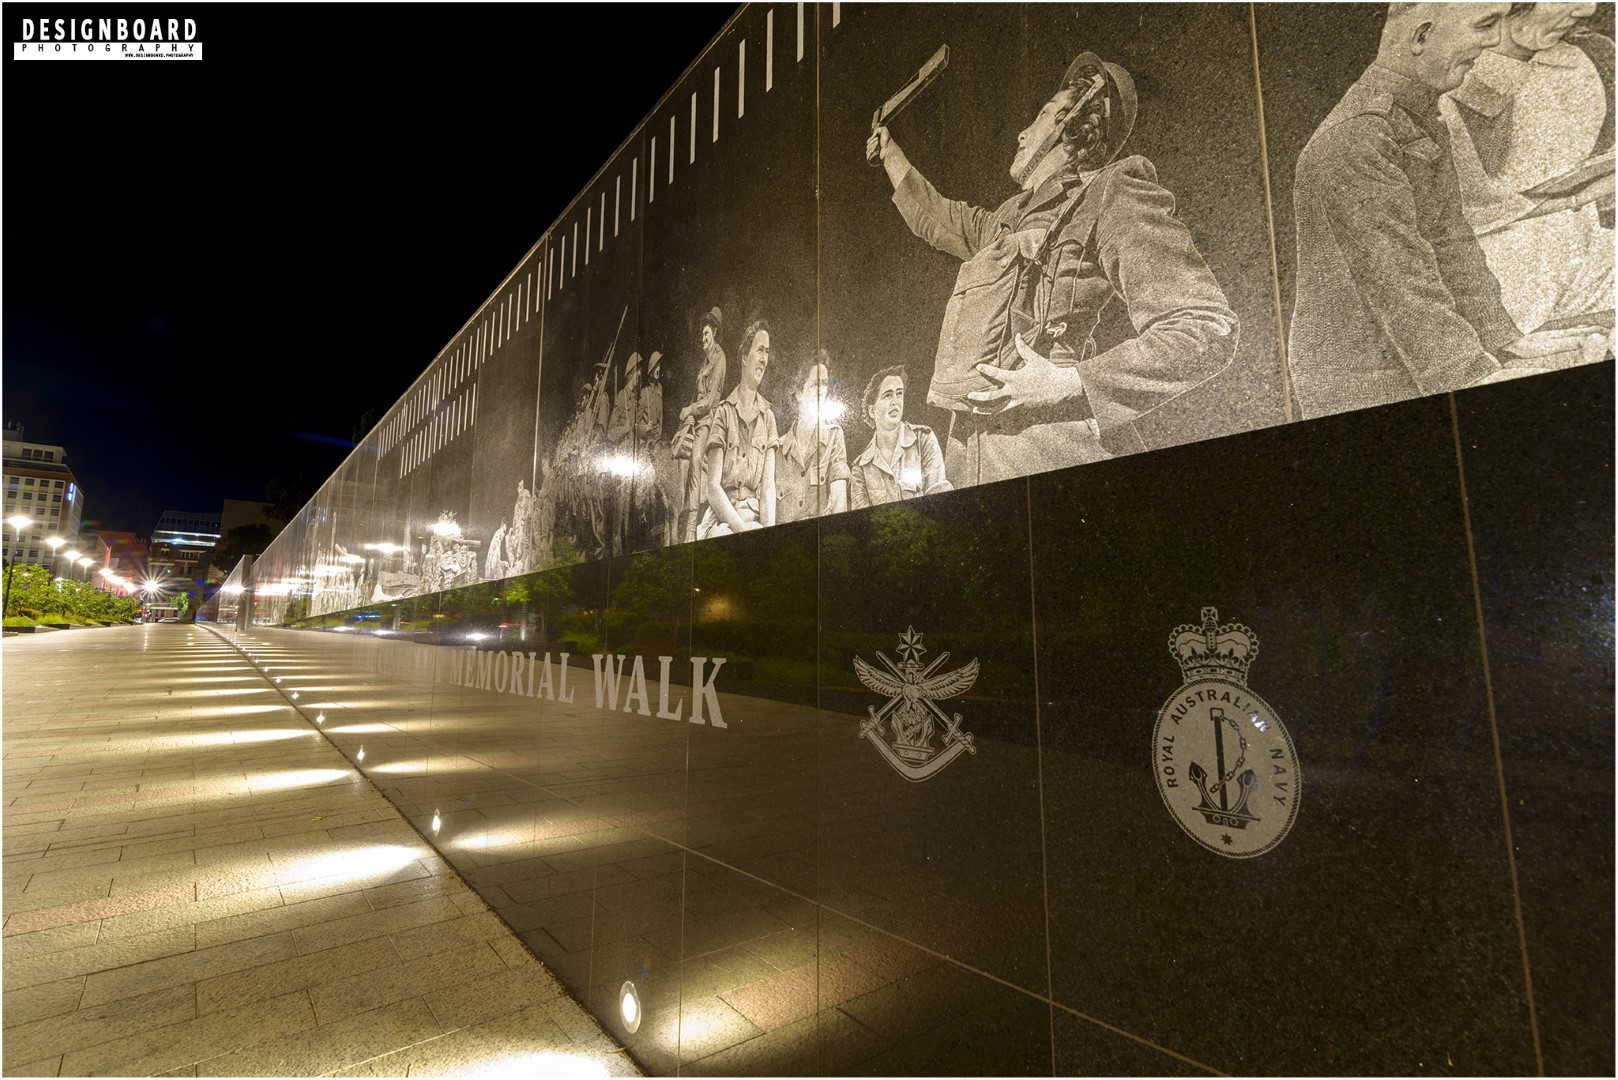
(1153, 607, 1301, 858)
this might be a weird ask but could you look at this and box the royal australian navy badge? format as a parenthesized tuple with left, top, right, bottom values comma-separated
(854, 627, 979, 782)
(1153, 608, 1299, 857)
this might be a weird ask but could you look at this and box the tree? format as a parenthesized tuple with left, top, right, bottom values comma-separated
(212, 522, 276, 575)
(263, 472, 320, 525)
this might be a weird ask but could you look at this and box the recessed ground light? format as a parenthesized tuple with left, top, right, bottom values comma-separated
(356, 746, 365, 762)
(619, 981, 641, 1033)
(431, 811, 442, 835)
(316, 713, 324, 725)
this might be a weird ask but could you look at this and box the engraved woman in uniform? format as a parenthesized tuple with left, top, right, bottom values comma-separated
(850, 365, 951, 508)
(672, 308, 728, 541)
(697, 319, 779, 536)
(776, 350, 851, 523)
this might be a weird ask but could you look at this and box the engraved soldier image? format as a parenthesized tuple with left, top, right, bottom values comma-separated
(776, 350, 852, 522)
(1153, 608, 1300, 859)
(867, 49, 1238, 488)
(849, 365, 951, 508)
(1440, 2, 1614, 354)
(672, 307, 727, 542)
(1287, 3, 1613, 421)
(697, 318, 778, 537)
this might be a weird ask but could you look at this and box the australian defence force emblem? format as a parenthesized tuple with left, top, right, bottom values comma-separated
(1153, 608, 1300, 858)
(854, 627, 979, 781)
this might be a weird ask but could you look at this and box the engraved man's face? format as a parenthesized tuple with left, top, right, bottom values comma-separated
(868, 375, 905, 434)
(701, 324, 715, 351)
(1420, 4, 1509, 90)
(1507, 2, 1596, 54)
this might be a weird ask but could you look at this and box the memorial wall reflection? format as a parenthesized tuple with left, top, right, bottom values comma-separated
(199, 4, 1612, 1073)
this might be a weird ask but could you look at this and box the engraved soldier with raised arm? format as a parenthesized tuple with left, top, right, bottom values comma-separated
(867, 50, 1238, 487)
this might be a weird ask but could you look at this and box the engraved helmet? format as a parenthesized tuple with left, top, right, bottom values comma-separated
(1058, 52, 1138, 171)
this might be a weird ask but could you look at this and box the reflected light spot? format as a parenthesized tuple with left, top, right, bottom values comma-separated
(274, 843, 420, 885)
(448, 830, 527, 853)
(431, 811, 442, 834)
(200, 704, 296, 717)
(596, 452, 640, 478)
(369, 760, 427, 775)
(464, 1053, 609, 1079)
(900, 466, 924, 488)
(356, 746, 366, 762)
(249, 768, 350, 793)
(189, 729, 316, 746)
(620, 981, 641, 1032)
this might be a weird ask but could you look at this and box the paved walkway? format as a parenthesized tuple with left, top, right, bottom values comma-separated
(1, 624, 639, 1078)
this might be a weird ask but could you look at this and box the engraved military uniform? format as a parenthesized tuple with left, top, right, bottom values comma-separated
(1289, 63, 1522, 420)
(893, 157, 1237, 487)
(849, 421, 951, 508)
(776, 420, 851, 522)
(697, 386, 779, 538)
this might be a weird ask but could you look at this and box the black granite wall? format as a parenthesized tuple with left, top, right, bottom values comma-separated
(200, 4, 1614, 1073)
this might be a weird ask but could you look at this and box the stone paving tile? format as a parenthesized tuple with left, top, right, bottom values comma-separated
(1, 1054, 62, 1077)
(0, 920, 99, 958)
(195, 996, 444, 1077)
(361, 871, 464, 912)
(2, 626, 639, 1078)
(4, 880, 196, 937)
(3, 924, 196, 990)
(291, 894, 461, 955)
(195, 934, 398, 1016)
(3, 982, 197, 1067)
(310, 940, 509, 1025)
(421, 958, 569, 1031)
(389, 908, 513, 961)
(78, 929, 297, 1008)
(3, 846, 122, 878)
(60, 988, 316, 1078)
(1, 976, 86, 1029)
(193, 890, 371, 949)
(331, 1001, 587, 1077)
(277, 859, 436, 907)
(97, 885, 284, 942)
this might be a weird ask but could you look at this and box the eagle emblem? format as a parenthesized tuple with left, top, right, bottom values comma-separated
(854, 627, 980, 782)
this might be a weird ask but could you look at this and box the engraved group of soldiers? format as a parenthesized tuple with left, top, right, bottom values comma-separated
(376, 3, 1612, 592)
(538, 325, 672, 560)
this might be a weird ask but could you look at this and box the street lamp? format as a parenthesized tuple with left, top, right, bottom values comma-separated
(62, 550, 81, 581)
(45, 536, 65, 576)
(3, 514, 34, 618)
(77, 556, 93, 583)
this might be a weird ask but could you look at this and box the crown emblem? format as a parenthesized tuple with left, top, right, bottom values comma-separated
(1169, 606, 1257, 684)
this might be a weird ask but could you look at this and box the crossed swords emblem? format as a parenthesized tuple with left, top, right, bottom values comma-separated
(855, 627, 979, 764)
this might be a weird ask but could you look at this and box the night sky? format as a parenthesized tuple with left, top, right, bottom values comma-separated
(3, 4, 737, 538)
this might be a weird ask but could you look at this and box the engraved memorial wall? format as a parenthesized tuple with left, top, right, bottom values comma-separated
(200, 4, 1614, 1073)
